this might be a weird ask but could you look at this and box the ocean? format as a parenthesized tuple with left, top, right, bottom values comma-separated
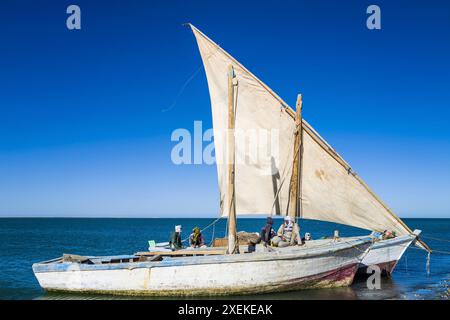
(0, 218, 448, 300)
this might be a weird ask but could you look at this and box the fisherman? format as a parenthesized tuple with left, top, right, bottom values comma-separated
(259, 216, 276, 246)
(189, 227, 206, 248)
(169, 225, 183, 250)
(272, 216, 301, 247)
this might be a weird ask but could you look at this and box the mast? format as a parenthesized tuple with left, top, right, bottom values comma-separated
(288, 94, 303, 221)
(226, 65, 239, 254)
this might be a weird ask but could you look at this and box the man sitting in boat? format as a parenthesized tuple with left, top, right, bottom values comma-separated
(272, 216, 301, 247)
(169, 225, 183, 250)
(259, 216, 276, 246)
(189, 227, 206, 248)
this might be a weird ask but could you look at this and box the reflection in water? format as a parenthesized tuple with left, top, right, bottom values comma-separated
(351, 276, 402, 300)
(36, 277, 401, 300)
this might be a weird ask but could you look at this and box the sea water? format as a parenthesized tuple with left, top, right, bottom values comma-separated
(0, 218, 448, 300)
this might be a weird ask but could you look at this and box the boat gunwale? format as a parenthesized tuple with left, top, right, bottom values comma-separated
(369, 233, 418, 250)
(33, 236, 372, 273)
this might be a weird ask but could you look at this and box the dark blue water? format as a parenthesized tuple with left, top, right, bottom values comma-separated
(0, 218, 448, 300)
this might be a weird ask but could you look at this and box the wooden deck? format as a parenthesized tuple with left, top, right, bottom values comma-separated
(134, 237, 366, 258)
(135, 249, 226, 257)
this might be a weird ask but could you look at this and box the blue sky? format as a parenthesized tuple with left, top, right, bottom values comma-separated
(0, 0, 449, 218)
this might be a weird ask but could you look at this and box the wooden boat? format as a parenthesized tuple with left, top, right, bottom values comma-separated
(32, 238, 371, 296)
(32, 24, 430, 295)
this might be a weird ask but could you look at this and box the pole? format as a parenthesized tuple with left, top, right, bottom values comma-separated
(227, 65, 239, 254)
(287, 94, 303, 221)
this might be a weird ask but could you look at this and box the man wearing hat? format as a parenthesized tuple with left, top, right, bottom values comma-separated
(189, 226, 206, 248)
(272, 216, 301, 247)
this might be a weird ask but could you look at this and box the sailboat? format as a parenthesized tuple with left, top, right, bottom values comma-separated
(183, 25, 431, 276)
(32, 25, 429, 296)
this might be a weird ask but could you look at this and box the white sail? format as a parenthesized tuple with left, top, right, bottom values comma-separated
(301, 130, 411, 236)
(189, 24, 429, 250)
(190, 25, 296, 216)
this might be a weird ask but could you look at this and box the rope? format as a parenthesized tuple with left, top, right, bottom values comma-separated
(407, 244, 450, 255)
(161, 64, 204, 112)
(181, 216, 223, 244)
(425, 249, 450, 255)
(364, 234, 450, 255)
(269, 125, 296, 216)
(339, 238, 374, 260)
(421, 235, 450, 243)
(210, 222, 216, 246)
(294, 237, 373, 257)
(405, 254, 408, 273)
(200, 216, 223, 234)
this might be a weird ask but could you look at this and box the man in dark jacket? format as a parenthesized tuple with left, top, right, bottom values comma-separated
(259, 217, 276, 246)
(169, 225, 183, 250)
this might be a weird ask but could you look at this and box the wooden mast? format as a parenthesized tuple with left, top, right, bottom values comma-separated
(288, 94, 303, 221)
(226, 65, 239, 254)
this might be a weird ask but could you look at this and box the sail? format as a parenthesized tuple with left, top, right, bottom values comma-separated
(190, 25, 296, 216)
(189, 24, 430, 250)
(301, 129, 412, 236)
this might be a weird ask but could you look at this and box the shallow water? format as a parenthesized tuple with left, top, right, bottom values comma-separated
(0, 218, 448, 300)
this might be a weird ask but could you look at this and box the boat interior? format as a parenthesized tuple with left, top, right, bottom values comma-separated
(37, 235, 371, 266)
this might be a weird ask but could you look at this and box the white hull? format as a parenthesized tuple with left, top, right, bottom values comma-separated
(33, 237, 371, 296)
(358, 230, 420, 276)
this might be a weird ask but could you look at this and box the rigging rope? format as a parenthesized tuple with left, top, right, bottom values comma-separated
(269, 120, 296, 216)
(408, 244, 450, 255)
(161, 64, 204, 112)
(421, 235, 450, 243)
(210, 221, 216, 246)
(405, 254, 408, 273)
(181, 216, 223, 244)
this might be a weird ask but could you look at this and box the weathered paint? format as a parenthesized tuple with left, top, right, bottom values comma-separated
(357, 260, 398, 277)
(42, 263, 359, 296)
(33, 237, 371, 296)
(357, 232, 418, 276)
(33, 237, 372, 273)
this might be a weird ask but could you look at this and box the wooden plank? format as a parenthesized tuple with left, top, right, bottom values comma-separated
(135, 249, 226, 257)
(62, 254, 89, 263)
